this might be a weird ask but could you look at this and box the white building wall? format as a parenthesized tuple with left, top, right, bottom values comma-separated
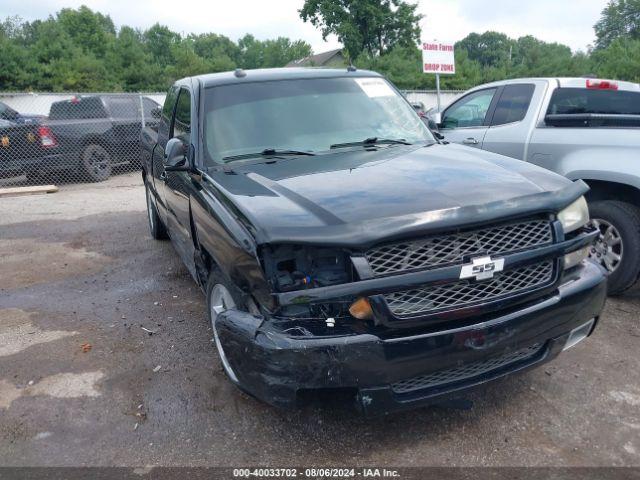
(403, 90, 464, 112)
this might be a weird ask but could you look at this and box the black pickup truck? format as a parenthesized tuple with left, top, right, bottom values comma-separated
(141, 68, 606, 415)
(33, 95, 161, 182)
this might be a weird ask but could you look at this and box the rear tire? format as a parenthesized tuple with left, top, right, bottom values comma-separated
(588, 200, 640, 295)
(81, 144, 111, 182)
(145, 180, 167, 240)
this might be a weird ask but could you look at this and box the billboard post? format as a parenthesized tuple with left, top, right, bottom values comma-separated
(422, 41, 456, 112)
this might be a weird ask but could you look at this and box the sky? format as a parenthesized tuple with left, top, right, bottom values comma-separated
(0, 0, 608, 53)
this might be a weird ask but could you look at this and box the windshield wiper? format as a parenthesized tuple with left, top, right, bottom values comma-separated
(330, 137, 412, 149)
(223, 148, 315, 163)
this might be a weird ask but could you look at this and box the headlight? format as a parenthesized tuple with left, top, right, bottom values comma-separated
(558, 196, 589, 233)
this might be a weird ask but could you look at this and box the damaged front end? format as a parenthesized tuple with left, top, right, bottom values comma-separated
(213, 183, 607, 415)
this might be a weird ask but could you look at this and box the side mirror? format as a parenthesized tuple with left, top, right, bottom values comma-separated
(164, 138, 188, 170)
(151, 106, 162, 119)
(426, 112, 445, 140)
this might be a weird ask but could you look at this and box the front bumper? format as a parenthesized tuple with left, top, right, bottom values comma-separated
(216, 261, 606, 415)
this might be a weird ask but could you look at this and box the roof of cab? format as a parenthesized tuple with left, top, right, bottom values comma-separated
(189, 67, 382, 88)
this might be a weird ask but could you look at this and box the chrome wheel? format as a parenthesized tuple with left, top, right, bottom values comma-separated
(209, 284, 239, 383)
(589, 218, 623, 273)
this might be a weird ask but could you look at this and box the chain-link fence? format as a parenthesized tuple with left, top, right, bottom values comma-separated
(0, 90, 462, 189)
(0, 92, 165, 187)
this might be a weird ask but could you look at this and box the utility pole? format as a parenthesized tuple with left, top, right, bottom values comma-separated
(436, 73, 441, 112)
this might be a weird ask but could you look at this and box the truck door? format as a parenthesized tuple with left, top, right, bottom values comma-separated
(162, 87, 198, 278)
(438, 87, 499, 148)
(150, 86, 179, 224)
(481, 83, 537, 160)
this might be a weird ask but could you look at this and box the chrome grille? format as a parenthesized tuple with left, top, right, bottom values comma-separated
(366, 220, 552, 276)
(391, 343, 543, 394)
(384, 261, 554, 317)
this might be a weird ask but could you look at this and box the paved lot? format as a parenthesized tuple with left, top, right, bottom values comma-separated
(1, 173, 639, 467)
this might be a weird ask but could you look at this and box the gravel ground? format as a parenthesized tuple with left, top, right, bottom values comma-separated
(0, 172, 639, 468)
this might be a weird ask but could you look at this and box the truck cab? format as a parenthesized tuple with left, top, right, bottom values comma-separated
(433, 77, 640, 294)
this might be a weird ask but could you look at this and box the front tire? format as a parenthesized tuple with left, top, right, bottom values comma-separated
(206, 270, 248, 385)
(588, 200, 640, 295)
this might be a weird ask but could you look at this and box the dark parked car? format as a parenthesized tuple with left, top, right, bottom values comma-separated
(0, 117, 57, 180)
(142, 68, 606, 415)
(36, 95, 160, 182)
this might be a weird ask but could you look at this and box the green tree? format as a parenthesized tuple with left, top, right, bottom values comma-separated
(592, 38, 640, 81)
(106, 26, 158, 91)
(261, 38, 313, 67)
(164, 40, 213, 81)
(0, 35, 31, 89)
(56, 6, 115, 58)
(190, 33, 241, 66)
(456, 32, 514, 68)
(238, 34, 312, 68)
(144, 23, 181, 68)
(595, 0, 640, 49)
(299, 0, 421, 60)
(49, 51, 115, 91)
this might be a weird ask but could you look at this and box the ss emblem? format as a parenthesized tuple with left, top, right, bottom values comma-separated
(460, 256, 505, 281)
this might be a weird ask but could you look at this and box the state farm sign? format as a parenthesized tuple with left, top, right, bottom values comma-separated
(422, 42, 456, 75)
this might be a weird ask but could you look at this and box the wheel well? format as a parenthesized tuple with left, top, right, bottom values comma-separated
(82, 136, 108, 150)
(191, 210, 215, 289)
(583, 180, 640, 207)
(196, 245, 215, 288)
(79, 136, 110, 162)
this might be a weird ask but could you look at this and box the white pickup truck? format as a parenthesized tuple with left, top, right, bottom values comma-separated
(430, 77, 640, 294)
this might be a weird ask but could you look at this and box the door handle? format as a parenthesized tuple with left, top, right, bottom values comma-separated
(160, 171, 167, 181)
(463, 138, 479, 145)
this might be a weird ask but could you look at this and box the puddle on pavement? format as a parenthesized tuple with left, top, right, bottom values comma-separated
(0, 308, 78, 357)
(0, 238, 111, 290)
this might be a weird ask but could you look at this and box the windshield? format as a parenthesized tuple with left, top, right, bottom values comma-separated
(202, 77, 434, 164)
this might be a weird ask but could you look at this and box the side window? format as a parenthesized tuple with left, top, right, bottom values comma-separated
(79, 97, 108, 119)
(491, 84, 535, 126)
(158, 87, 179, 140)
(172, 89, 191, 143)
(142, 97, 160, 117)
(105, 97, 139, 119)
(162, 87, 179, 124)
(442, 88, 497, 129)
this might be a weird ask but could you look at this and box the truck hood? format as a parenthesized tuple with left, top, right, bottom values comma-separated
(205, 143, 586, 247)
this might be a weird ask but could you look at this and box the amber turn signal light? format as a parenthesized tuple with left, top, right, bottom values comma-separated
(349, 297, 373, 320)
